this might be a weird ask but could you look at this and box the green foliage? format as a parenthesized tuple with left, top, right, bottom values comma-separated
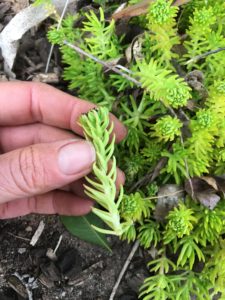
(120, 221, 136, 243)
(194, 206, 225, 246)
(161, 142, 188, 184)
(47, 15, 80, 44)
(145, 182, 158, 197)
(138, 220, 160, 248)
(204, 239, 225, 297)
(140, 263, 212, 300)
(146, 0, 179, 65)
(122, 125, 143, 153)
(61, 213, 111, 251)
(64, 58, 115, 107)
(48, 8, 121, 108)
(119, 192, 152, 222)
(141, 271, 212, 300)
(140, 273, 178, 300)
(79, 107, 126, 235)
(142, 141, 162, 165)
(120, 95, 152, 132)
(184, 5, 225, 84)
(216, 149, 225, 174)
(140, 250, 177, 300)
(147, 0, 177, 26)
(176, 236, 205, 269)
(136, 59, 191, 108)
(175, 271, 212, 300)
(151, 116, 182, 142)
(123, 153, 146, 184)
(82, 8, 121, 59)
(47, 1, 225, 299)
(164, 202, 197, 242)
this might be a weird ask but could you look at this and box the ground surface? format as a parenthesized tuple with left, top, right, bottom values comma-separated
(0, 215, 146, 300)
(0, 1, 147, 299)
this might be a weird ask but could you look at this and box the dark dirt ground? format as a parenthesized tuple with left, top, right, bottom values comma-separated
(0, 1, 148, 299)
(0, 215, 147, 300)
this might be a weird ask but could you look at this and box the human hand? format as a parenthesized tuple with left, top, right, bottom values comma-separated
(0, 82, 126, 219)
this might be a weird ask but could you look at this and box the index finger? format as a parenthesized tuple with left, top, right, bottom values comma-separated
(0, 81, 127, 142)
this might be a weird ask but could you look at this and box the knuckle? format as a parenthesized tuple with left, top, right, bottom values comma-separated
(27, 196, 38, 213)
(15, 146, 46, 193)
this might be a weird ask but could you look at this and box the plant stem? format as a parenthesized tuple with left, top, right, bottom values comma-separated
(63, 40, 142, 86)
(45, 0, 71, 73)
(185, 47, 225, 65)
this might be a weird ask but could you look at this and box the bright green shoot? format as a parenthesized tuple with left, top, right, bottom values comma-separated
(79, 107, 127, 236)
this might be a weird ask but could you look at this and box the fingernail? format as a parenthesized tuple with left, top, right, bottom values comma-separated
(58, 140, 96, 175)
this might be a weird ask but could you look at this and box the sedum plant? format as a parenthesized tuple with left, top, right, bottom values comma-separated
(79, 107, 128, 236)
(46, 0, 225, 298)
(48, 7, 122, 108)
(146, 0, 179, 65)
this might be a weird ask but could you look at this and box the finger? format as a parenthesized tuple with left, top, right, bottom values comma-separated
(0, 139, 95, 203)
(0, 191, 93, 219)
(116, 167, 126, 188)
(0, 82, 127, 143)
(0, 123, 80, 152)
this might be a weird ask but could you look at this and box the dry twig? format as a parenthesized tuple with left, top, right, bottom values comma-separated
(45, 0, 71, 73)
(7, 232, 30, 242)
(144, 189, 185, 200)
(185, 47, 225, 65)
(109, 240, 140, 300)
(63, 41, 141, 86)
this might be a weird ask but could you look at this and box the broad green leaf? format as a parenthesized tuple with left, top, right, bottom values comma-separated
(61, 212, 112, 252)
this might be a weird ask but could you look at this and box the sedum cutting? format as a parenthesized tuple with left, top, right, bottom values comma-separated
(79, 107, 127, 236)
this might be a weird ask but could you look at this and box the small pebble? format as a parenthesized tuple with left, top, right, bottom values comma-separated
(25, 226, 33, 232)
(18, 248, 26, 254)
(46, 248, 57, 261)
(60, 291, 66, 298)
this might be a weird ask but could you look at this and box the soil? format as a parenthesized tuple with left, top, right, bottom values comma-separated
(0, 2, 148, 299)
(0, 215, 147, 300)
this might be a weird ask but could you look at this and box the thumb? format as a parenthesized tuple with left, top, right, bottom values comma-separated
(0, 139, 95, 204)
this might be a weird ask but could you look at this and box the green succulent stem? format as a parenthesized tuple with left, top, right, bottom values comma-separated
(79, 107, 126, 236)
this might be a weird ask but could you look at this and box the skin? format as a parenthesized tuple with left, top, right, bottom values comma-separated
(0, 82, 127, 219)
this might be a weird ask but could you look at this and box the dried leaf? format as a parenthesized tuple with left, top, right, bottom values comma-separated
(112, 0, 153, 20)
(154, 184, 184, 221)
(172, 0, 190, 6)
(185, 176, 224, 210)
(201, 176, 218, 191)
(113, 2, 127, 15)
(125, 44, 133, 64)
(214, 175, 225, 193)
(125, 35, 144, 63)
(7, 274, 29, 299)
(185, 70, 208, 99)
(186, 100, 199, 111)
(112, 0, 191, 20)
